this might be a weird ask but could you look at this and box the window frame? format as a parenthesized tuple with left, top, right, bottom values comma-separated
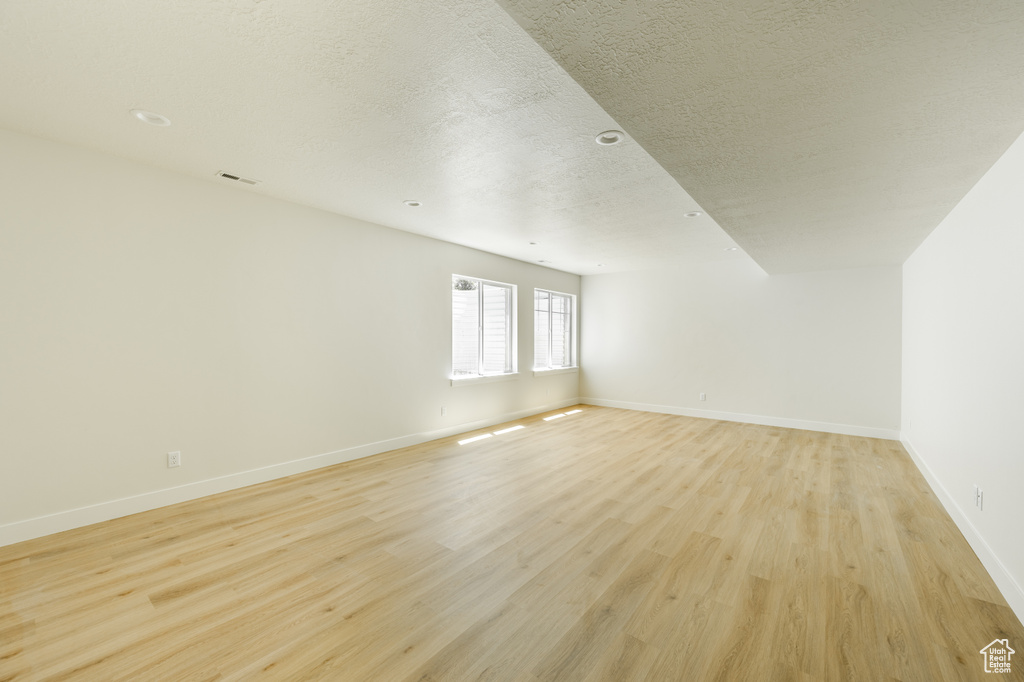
(451, 274, 517, 380)
(533, 288, 577, 371)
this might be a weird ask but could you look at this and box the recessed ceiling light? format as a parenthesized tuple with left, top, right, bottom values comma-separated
(131, 109, 171, 127)
(595, 130, 624, 146)
(724, 247, 739, 251)
(403, 200, 422, 207)
(529, 242, 537, 245)
(684, 211, 702, 218)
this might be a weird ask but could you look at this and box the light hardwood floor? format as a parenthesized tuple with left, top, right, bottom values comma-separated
(1, 406, 1022, 681)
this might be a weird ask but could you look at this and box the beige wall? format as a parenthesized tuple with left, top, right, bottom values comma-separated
(0, 129, 579, 542)
(580, 261, 902, 436)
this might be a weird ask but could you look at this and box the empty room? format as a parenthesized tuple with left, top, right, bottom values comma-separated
(2, 1, 1023, 680)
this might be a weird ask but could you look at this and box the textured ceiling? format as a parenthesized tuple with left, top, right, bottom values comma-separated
(0, 0, 737, 276)
(1, 2, 1023, 275)
(496, 0, 1024, 273)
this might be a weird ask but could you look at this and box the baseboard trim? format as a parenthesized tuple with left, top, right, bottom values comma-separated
(901, 435, 1024, 623)
(0, 398, 579, 548)
(580, 398, 900, 440)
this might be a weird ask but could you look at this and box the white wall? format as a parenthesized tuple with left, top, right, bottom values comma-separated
(902, 130, 1024, 617)
(0, 128, 579, 544)
(580, 261, 902, 437)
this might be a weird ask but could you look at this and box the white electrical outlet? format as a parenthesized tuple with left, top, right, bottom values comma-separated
(441, 406, 447, 417)
(700, 393, 706, 401)
(168, 451, 181, 468)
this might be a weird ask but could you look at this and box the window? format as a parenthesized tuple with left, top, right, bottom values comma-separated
(452, 275, 516, 378)
(534, 289, 576, 370)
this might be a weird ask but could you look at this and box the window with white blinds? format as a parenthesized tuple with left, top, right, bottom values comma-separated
(452, 275, 516, 377)
(534, 289, 575, 370)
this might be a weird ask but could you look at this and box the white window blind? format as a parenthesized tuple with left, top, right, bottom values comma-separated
(452, 275, 515, 377)
(534, 289, 575, 370)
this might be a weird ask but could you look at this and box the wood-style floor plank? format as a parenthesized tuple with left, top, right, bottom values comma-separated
(1, 406, 1022, 681)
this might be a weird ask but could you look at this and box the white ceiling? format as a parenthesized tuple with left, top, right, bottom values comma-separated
(1, 1, 1022, 275)
(497, 0, 1024, 273)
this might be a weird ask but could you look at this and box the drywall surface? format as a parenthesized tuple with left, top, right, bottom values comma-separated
(0, 128, 579, 539)
(0, 0, 737, 277)
(497, 0, 1024, 273)
(902, 129, 1024, 616)
(580, 261, 901, 436)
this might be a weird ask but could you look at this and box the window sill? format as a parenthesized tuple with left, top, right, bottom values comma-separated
(450, 372, 520, 387)
(533, 367, 579, 377)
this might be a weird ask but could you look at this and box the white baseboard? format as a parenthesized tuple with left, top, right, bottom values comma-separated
(901, 436, 1024, 623)
(580, 397, 900, 440)
(0, 398, 579, 548)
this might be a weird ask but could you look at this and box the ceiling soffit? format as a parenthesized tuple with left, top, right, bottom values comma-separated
(495, 0, 1024, 273)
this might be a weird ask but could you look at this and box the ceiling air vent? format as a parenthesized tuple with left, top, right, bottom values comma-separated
(216, 171, 260, 186)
